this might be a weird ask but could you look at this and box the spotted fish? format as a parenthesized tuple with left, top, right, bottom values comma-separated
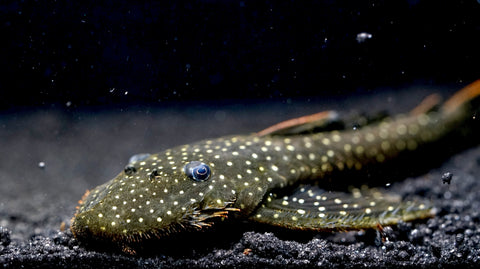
(71, 80, 480, 253)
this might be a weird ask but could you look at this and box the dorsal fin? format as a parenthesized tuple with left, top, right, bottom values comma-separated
(256, 110, 340, 137)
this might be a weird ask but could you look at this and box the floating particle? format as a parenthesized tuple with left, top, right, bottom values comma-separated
(356, 32, 372, 43)
(442, 172, 453, 184)
(38, 161, 46, 169)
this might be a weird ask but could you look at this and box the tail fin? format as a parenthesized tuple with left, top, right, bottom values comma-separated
(443, 79, 480, 115)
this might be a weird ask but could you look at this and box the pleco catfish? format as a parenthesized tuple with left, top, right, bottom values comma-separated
(71, 80, 480, 254)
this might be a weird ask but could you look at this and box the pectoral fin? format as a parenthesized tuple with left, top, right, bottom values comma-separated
(250, 185, 434, 231)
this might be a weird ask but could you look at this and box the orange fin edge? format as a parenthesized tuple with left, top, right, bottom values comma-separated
(443, 79, 480, 113)
(409, 93, 442, 116)
(256, 110, 336, 136)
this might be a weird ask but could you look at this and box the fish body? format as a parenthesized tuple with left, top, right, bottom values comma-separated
(71, 80, 480, 253)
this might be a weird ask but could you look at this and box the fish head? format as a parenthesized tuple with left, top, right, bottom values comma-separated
(71, 149, 240, 244)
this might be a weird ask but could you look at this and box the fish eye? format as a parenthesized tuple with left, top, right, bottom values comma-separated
(183, 161, 211, 181)
(124, 165, 137, 175)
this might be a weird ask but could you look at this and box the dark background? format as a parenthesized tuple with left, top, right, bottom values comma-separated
(1, 0, 479, 109)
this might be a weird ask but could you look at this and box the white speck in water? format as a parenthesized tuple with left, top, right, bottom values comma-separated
(38, 162, 46, 169)
(356, 32, 372, 43)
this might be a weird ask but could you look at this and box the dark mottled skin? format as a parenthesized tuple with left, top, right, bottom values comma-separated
(71, 80, 480, 254)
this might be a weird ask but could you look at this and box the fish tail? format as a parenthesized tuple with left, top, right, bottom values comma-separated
(442, 79, 480, 116)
